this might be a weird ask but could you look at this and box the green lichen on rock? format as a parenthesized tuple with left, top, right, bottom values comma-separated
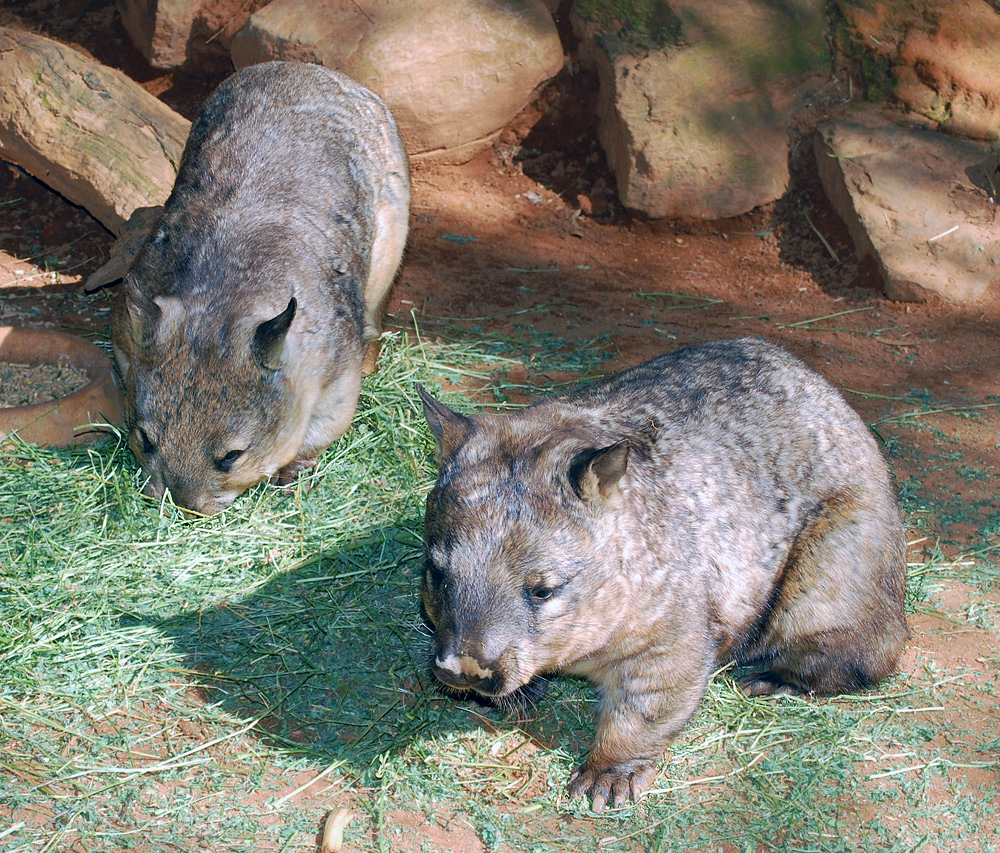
(574, 0, 683, 50)
(579, 0, 828, 78)
(829, 0, 897, 103)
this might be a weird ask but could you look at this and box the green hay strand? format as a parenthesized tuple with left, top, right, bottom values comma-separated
(1, 330, 997, 852)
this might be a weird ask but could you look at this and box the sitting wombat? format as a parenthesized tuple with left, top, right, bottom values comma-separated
(112, 61, 410, 515)
(417, 337, 908, 812)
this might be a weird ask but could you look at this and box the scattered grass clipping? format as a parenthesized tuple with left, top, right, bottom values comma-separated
(0, 331, 997, 852)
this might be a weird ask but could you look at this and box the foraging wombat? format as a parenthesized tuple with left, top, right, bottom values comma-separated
(417, 338, 908, 812)
(112, 62, 410, 515)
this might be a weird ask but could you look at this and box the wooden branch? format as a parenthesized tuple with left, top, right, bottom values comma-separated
(0, 27, 190, 235)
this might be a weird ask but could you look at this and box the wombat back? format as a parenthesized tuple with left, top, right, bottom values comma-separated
(113, 62, 410, 514)
(419, 337, 908, 810)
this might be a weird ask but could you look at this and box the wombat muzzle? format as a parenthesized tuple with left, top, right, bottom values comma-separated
(431, 652, 504, 696)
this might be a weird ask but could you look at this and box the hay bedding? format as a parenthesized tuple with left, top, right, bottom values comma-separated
(0, 360, 89, 408)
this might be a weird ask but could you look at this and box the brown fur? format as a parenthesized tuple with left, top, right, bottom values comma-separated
(112, 62, 410, 514)
(418, 338, 909, 812)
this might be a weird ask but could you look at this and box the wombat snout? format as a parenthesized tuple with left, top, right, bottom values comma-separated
(431, 651, 501, 694)
(418, 338, 909, 812)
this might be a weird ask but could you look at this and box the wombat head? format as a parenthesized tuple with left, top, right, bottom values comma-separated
(113, 279, 310, 515)
(418, 386, 635, 701)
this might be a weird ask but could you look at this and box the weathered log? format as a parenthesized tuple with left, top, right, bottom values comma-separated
(0, 27, 190, 235)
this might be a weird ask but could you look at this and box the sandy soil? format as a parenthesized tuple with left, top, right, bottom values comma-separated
(0, 1, 997, 850)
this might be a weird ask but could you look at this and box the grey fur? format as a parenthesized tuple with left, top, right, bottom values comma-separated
(419, 337, 908, 812)
(113, 62, 410, 515)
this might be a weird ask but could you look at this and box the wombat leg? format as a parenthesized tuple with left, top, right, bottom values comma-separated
(361, 338, 381, 377)
(360, 181, 409, 378)
(271, 456, 318, 489)
(738, 489, 908, 697)
(569, 669, 707, 812)
(740, 625, 900, 697)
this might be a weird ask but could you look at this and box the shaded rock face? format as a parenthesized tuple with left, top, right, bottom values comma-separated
(834, 0, 1000, 142)
(816, 119, 999, 303)
(117, 0, 260, 68)
(577, 0, 829, 219)
(230, 0, 565, 164)
(117, 0, 199, 68)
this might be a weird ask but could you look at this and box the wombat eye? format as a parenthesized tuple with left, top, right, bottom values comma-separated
(135, 427, 156, 456)
(215, 449, 244, 473)
(527, 584, 557, 603)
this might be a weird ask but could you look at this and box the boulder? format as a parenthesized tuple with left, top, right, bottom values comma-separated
(117, 0, 261, 68)
(117, 0, 200, 68)
(230, 0, 564, 163)
(576, 0, 829, 219)
(834, 0, 1000, 141)
(815, 119, 999, 303)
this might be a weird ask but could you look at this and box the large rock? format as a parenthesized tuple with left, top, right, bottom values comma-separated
(834, 0, 1000, 141)
(0, 28, 189, 234)
(230, 0, 564, 163)
(117, 0, 261, 68)
(816, 119, 999, 303)
(576, 0, 829, 219)
(118, 0, 200, 68)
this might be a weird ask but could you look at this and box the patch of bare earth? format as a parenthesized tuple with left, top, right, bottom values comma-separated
(0, 1, 997, 850)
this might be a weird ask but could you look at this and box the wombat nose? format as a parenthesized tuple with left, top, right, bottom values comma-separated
(432, 652, 498, 694)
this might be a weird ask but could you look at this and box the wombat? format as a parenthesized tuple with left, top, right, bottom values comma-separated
(112, 61, 410, 515)
(417, 337, 908, 812)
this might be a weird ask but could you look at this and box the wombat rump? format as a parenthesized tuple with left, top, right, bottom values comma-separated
(112, 61, 410, 515)
(418, 338, 908, 812)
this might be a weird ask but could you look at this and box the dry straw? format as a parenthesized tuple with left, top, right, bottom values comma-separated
(0, 328, 996, 852)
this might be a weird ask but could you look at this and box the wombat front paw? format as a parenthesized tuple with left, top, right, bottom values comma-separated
(568, 761, 657, 813)
(361, 339, 382, 377)
(271, 457, 318, 490)
(738, 672, 807, 697)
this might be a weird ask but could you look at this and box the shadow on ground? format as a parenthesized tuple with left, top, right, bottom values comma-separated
(146, 519, 593, 776)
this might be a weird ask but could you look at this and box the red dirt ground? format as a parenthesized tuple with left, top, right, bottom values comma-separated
(1, 2, 997, 850)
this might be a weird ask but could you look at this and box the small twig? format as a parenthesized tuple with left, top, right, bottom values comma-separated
(269, 760, 345, 810)
(983, 167, 997, 202)
(204, 0, 255, 43)
(18, 233, 99, 264)
(874, 337, 918, 347)
(870, 401, 1000, 426)
(927, 224, 959, 243)
(11, 256, 98, 283)
(803, 210, 840, 263)
(589, 255, 613, 287)
(0, 823, 25, 841)
(777, 305, 875, 329)
(597, 798, 708, 846)
(868, 758, 997, 780)
(637, 291, 723, 311)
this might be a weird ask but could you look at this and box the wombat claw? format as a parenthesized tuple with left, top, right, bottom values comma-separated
(568, 762, 657, 813)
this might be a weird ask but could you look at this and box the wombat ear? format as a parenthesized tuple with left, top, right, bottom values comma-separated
(571, 441, 630, 507)
(416, 384, 473, 463)
(152, 296, 186, 343)
(120, 275, 162, 350)
(252, 297, 296, 371)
